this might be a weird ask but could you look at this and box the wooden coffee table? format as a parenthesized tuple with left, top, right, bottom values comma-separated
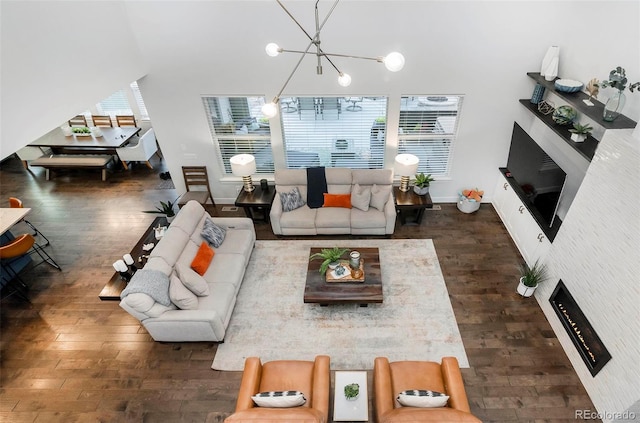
(304, 247, 383, 306)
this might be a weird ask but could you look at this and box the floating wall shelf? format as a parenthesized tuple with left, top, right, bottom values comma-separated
(526, 72, 637, 130)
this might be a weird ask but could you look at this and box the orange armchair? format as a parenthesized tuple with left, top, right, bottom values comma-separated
(225, 355, 330, 423)
(374, 356, 481, 423)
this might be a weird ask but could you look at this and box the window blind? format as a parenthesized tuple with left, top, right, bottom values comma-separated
(281, 96, 388, 169)
(96, 90, 133, 116)
(130, 81, 149, 119)
(202, 96, 273, 174)
(398, 96, 463, 177)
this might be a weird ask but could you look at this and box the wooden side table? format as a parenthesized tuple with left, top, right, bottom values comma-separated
(393, 186, 433, 225)
(234, 184, 276, 223)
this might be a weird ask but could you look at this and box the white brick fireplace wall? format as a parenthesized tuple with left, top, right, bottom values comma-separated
(535, 129, 640, 421)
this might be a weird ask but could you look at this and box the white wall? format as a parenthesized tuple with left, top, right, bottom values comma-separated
(536, 129, 640, 421)
(121, 0, 639, 201)
(0, 0, 148, 159)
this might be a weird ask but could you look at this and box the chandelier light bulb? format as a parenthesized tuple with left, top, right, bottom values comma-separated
(261, 102, 278, 118)
(265, 43, 281, 57)
(383, 52, 405, 72)
(337, 73, 352, 87)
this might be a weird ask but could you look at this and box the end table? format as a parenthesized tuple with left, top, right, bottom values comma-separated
(234, 184, 276, 223)
(393, 186, 433, 225)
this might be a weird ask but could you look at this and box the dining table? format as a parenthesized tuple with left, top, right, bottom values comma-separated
(1, 207, 32, 235)
(29, 126, 141, 155)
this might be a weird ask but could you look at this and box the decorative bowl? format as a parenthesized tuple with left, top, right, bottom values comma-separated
(552, 105, 577, 126)
(554, 79, 583, 93)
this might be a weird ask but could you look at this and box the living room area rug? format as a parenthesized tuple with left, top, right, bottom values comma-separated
(212, 239, 469, 371)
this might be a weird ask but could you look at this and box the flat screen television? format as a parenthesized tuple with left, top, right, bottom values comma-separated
(505, 123, 567, 229)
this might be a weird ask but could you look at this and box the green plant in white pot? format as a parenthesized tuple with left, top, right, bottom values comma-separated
(569, 122, 593, 143)
(413, 172, 434, 195)
(517, 259, 549, 297)
(309, 247, 348, 275)
(344, 383, 360, 401)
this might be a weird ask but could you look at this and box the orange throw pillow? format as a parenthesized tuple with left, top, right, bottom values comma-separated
(323, 193, 352, 208)
(191, 242, 215, 276)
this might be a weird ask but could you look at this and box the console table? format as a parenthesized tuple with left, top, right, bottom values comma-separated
(99, 216, 167, 301)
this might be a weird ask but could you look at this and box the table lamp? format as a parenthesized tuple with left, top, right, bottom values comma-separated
(230, 154, 257, 192)
(394, 154, 419, 192)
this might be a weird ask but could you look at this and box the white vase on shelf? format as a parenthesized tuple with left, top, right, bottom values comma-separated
(540, 46, 560, 81)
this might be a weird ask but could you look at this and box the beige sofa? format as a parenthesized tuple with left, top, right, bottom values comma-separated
(119, 200, 255, 342)
(270, 168, 396, 235)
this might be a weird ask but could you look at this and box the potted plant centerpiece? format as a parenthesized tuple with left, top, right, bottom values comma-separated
(143, 199, 177, 223)
(601, 66, 639, 122)
(517, 259, 549, 297)
(569, 123, 593, 143)
(309, 247, 348, 274)
(344, 383, 360, 401)
(413, 172, 434, 195)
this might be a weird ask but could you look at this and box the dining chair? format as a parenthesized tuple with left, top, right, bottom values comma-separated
(0, 233, 62, 301)
(319, 97, 341, 119)
(345, 97, 363, 111)
(177, 166, 215, 210)
(9, 197, 50, 247)
(68, 115, 88, 127)
(297, 97, 319, 120)
(116, 115, 137, 127)
(115, 128, 159, 169)
(92, 115, 113, 127)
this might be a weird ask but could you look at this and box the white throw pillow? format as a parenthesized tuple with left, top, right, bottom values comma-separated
(351, 183, 371, 211)
(251, 391, 306, 408)
(169, 273, 198, 310)
(396, 390, 449, 408)
(370, 184, 391, 211)
(175, 262, 210, 296)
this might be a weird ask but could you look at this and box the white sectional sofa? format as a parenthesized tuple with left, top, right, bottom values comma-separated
(119, 200, 255, 342)
(270, 168, 396, 235)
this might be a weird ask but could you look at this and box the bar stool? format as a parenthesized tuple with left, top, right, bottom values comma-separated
(9, 197, 50, 246)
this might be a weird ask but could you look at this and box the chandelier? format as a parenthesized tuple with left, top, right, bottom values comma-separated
(261, 0, 405, 118)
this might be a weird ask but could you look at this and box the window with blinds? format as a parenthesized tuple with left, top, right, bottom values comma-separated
(130, 81, 149, 120)
(96, 90, 133, 116)
(202, 96, 273, 174)
(398, 96, 463, 177)
(281, 97, 387, 169)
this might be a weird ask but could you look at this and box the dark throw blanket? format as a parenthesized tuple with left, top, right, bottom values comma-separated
(306, 167, 327, 209)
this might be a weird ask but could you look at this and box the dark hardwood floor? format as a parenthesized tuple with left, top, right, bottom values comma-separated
(0, 155, 598, 422)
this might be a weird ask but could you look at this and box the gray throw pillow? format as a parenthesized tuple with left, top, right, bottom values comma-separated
(280, 187, 306, 212)
(201, 217, 226, 248)
(370, 184, 391, 211)
(351, 183, 371, 211)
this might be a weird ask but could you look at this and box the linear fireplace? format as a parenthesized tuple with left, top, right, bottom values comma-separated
(549, 280, 611, 376)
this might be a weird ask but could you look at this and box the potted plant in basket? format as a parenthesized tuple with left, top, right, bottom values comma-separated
(413, 172, 434, 195)
(517, 259, 549, 297)
(309, 247, 348, 275)
(344, 383, 360, 401)
(143, 199, 177, 223)
(569, 122, 593, 143)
